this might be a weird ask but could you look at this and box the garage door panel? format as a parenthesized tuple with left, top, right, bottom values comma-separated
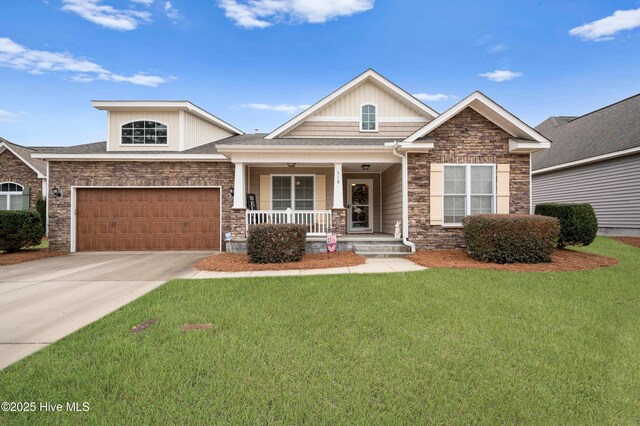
(77, 188, 220, 251)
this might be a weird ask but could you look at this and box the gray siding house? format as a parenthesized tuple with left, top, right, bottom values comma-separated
(532, 94, 640, 236)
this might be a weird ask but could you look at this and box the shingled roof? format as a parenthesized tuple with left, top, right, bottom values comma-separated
(0, 138, 47, 176)
(532, 93, 640, 171)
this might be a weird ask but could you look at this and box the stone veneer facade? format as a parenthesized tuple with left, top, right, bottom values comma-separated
(407, 107, 531, 249)
(0, 149, 42, 209)
(47, 161, 236, 251)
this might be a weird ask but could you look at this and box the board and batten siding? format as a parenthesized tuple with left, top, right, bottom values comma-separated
(381, 163, 402, 234)
(315, 81, 422, 117)
(184, 112, 234, 150)
(532, 154, 640, 229)
(108, 111, 180, 151)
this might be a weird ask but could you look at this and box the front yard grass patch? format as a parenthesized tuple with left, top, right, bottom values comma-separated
(1, 237, 639, 424)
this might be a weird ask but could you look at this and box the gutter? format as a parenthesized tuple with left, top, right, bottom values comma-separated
(390, 142, 416, 253)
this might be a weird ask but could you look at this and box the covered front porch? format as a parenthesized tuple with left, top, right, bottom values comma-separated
(231, 159, 404, 241)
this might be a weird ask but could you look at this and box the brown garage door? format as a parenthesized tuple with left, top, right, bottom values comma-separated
(76, 188, 220, 251)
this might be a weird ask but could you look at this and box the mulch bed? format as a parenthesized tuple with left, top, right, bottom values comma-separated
(196, 251, 366, 272)
(408, 249, 618, 272)
(0, 249, 68, 266)
(612, 237, 640, 249)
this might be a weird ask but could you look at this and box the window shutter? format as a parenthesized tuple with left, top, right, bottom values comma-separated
(315, 175, 326, 210)
(259, 176, 270, 210)
(22, 187, 30, 210)
(496, 164, 510, 214)
(430, 163, 443, 225)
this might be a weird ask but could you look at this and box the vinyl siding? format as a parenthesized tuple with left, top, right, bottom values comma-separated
(532, 153, 640, 229)
(108, 111, 180, 151)
(381, 163, 402, 234)
(285, 121, 426, 138)
(184, 112, 234, 149)
(316, 81, 422, 117)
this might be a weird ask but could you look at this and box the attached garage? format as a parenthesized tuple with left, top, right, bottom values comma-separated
(75, 188, 221, 251)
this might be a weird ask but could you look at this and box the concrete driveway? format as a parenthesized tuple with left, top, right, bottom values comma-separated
(0, 251, 211, 370)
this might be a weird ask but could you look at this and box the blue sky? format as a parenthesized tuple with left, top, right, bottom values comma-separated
(1, 0, 639, 146)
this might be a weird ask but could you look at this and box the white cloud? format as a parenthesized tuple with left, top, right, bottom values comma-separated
(412, 93, 457, 102)
(61, 0, 151, 31)
(0, 37, 169, 87)
(131, 0, 154, 5)
(478, 70, 523, 82)
(164, 1, 181, 21)
(242, 103, 311, 113)
(487, 43, 508, 53)
(0, 108, 23, 123)
(569, 8, 640, 41)
(219, 0, 374, 29)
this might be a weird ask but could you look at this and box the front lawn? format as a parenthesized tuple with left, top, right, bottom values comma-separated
(1, 237, 639, 423)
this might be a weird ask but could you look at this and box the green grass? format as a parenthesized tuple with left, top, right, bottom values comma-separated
(1, 237, 639, 424)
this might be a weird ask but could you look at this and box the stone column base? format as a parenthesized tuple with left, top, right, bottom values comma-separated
(331, 208, 347, 236)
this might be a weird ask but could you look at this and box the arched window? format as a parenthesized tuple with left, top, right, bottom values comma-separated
(0, 182, 24, 210)
(360, 104, 377, 131)
(121, 121, 168, 145)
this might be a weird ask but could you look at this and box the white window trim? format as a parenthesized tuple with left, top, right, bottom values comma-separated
(0, 182, 25, 210)
(359, 103, 378, 133)
(270, 174, 316, 211)
(120, 120, 169, 146)
(442, 164, 496, 227)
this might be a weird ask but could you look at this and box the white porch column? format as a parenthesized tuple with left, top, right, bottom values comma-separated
(332, 163, 344, 209)
(233, 162, 246, 209)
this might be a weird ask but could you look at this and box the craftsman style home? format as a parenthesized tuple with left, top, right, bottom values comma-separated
(29, 69, 549, 253)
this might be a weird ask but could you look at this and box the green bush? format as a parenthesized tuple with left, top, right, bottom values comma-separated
(247, 224, 307, 264)
(463, 214, 560, 264)
(0, 210, 44, 253)
(36, 195, 46, 231)
(534, 203, 598, 249)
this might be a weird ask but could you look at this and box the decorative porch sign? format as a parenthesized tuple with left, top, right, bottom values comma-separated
(327, 233, 337, 253)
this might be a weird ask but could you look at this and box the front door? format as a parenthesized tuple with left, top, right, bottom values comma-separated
(347, 179, 373, 233)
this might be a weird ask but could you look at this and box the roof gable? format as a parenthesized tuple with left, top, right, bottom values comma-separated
(0, 138, 46, 177)
(404, 91, 550, 145)
(265, 69, 439, 139)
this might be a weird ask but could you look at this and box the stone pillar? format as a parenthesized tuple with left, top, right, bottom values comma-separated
(331, 208, 347, 236)
(232, 162, 245, 209)
(332, 163, 344, 209)
(229, 208, 247, 240)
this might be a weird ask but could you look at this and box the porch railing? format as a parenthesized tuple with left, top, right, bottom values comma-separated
(246, 209, 332, 236)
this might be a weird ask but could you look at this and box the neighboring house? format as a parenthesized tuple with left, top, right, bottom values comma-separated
(0, 138, 48, 211)
(32, 69, 549, 253)
(532, 93, 640, 236)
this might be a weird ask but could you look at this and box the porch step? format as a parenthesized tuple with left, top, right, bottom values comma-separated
(353, 243, 411, 258)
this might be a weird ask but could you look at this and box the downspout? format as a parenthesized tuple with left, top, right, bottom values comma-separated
(391, 142, 416, 253)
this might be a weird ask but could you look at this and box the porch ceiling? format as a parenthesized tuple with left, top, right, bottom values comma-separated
(246, 163, 396, 173)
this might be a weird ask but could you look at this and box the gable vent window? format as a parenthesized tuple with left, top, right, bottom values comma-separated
(0, 182, 25, 210)
(121, 121, 168, 145)
(360, 104, 377, 131)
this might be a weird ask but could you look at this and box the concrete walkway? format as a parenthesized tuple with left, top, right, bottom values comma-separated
(190, 258, 426, 279)
(0, 251, 211, 370)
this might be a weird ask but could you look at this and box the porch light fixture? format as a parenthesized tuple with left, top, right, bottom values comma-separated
(229, 186, 234, 197)
(361, 164, 371, 171)
(52, 186, 62, 198)
(287, 163, 296, 168)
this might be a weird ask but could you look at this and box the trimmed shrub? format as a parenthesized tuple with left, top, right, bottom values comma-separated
(247, 224, 307, 264)
(535, 203, 598, 249)
(0, 210, 44, 253)
(463, 214, 560, 264)
(36, 195, 46, 231)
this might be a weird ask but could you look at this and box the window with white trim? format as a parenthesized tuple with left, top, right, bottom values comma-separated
(121, 121, 168, 145)
(360, 104, 377, 131)
(0, 182, 24, 211)
(271, 176, 314, 210)
(443, 165, 495, 225)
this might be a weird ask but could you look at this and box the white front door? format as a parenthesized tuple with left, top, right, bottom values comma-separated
(347, 179, 373, 233)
